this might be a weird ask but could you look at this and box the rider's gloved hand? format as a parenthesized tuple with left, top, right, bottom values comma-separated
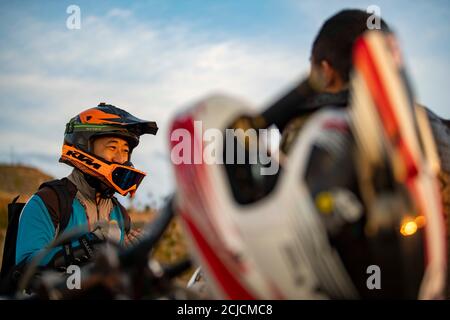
(124, 228, 143, 247)
(92, 220, 122, 244)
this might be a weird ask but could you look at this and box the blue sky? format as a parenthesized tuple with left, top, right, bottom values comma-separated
(0, 0, 449, 207)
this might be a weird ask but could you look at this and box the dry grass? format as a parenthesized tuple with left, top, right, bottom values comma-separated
(0, 164, 52, 196)
(152, 216, 194, 284)
(127, 208, 194, 284)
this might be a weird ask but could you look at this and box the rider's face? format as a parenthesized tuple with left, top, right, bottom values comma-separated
(309, 60, 328, 91)
(92, 136, 130, 164)
(309, 56, 346, 93)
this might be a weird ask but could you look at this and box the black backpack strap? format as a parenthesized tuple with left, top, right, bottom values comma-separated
(35, 178, 78, 234)
(111, 197, 131, 234)
(0, 196, 25, 283)
(0, 196, 45, 295)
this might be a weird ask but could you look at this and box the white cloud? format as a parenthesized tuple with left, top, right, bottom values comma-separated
(2, 3, 447, 206)
(0, 8, 307, 204)
(106, 8, 133, 19)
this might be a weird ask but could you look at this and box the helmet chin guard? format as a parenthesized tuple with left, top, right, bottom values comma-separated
(60, 144, 146, 197)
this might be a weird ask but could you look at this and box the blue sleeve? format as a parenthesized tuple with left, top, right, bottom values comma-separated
(16, 195, 56, 265)
(111, 205, 125, 245)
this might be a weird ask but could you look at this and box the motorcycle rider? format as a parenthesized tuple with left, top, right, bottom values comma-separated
(187, 9, 450, 299)
(8, 103, 158, 291)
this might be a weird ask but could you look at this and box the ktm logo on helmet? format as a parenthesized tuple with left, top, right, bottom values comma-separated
(66, 150, 101, 169)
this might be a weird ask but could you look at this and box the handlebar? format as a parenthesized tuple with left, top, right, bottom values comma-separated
(13, 195, 196, 300)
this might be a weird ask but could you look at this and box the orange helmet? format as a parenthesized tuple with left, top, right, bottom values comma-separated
(60, 103, 158, 196)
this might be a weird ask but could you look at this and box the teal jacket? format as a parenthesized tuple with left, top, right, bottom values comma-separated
(16, 171, 127, 266)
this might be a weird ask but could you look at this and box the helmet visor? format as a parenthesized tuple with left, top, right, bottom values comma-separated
(111, 166, 146, 191)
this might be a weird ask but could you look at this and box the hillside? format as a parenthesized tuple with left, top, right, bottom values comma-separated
(0, 164, 54, 228)
(0, 164, 54, 198)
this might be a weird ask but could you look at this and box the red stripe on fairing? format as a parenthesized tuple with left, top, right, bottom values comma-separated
(169, 115, 218, 239)
(353, 35, 447, 269)
(182, 212, 256, 300)
(353, 37, 418, 181)
(170, 114, 222, 241)
(353, 37, 429, 264)
(170, 114, 255, 299)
